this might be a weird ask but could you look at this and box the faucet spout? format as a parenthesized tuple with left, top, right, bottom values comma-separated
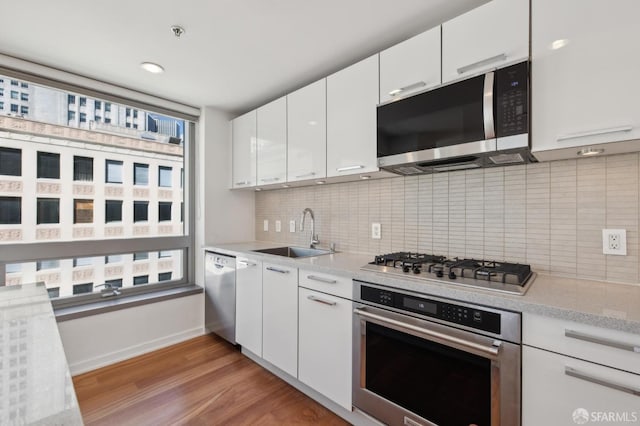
(300, 208, 319, 248)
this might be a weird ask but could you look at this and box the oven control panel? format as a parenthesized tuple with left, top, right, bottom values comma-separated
(360, 285, 501, 334)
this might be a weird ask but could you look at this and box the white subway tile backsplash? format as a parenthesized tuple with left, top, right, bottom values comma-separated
(255, 153, 640, 285)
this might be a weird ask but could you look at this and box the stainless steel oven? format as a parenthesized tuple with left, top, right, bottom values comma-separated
(353, 281, 521, 426)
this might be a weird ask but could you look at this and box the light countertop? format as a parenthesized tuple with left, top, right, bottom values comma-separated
(205, 241, 640, 334)
(0, 282, 83, 425)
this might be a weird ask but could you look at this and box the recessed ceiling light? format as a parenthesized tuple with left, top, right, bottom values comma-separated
(577, 148, 604, 156)
(140, 62, 165, 74)
(550, 39, 569, 50)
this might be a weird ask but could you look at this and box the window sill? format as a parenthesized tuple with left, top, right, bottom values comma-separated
(54, 284, 202, 322)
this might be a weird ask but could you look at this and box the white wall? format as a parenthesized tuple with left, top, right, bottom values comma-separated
(58, 294, 203, 375)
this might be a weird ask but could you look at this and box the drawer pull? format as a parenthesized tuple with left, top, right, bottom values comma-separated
(307, 295, 336, 306)
(389, 81, 426, 97)
(307, 275, 337, 284)
(336, 165, 364, 172)
(237, 260, 257, 267)
(266, 266, 289, 274)
(235, 180, 250, 186)
(565, 366, 640, 396)
(260, 177, 280, 183)
(457, 53, 507, 75)
(557, 125, 632, 142)
(565, 329, 640, 353)
(295, 172, 316, 179)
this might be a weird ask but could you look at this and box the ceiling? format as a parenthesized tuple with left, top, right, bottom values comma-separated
(0, 0, 485, 115)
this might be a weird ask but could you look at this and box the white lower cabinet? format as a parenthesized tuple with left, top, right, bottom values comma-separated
(298, 287, 352, 410)
(522, 346, 640, 425)
(262, 263, 298, 377)
(235, 257, 263, 356)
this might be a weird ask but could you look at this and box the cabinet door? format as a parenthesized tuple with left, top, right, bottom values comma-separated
(327, 54, 379, 178)
(442, 0, 529, 83)
(531, 0, 640, 157)
(262, 263, 298, 377)
(380, 26, 441, 103)
(235, 257, 262, 355)
(231, 110, 257, 188)
(287, 79, 327, 183)
(257, 97, 287, 186)
(298, 288, 352, 410)
(522, 346, 640, 426)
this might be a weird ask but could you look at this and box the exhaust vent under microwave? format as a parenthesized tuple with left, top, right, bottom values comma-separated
(489, 153, 525, 165)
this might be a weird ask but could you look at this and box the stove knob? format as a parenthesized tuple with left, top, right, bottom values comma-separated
(412, 267, 421, 274)
(436, 270, 444, 278)
(448, 271, 457, 280)
(402, 266, 411, 273)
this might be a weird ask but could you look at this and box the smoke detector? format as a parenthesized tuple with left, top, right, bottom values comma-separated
(170, 25, 185, 38)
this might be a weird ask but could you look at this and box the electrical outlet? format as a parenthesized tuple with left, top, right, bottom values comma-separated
(275, 220, 281, 233)
(263, 220, 269, 232)
(602, 229, 627, 255)
(371, 223, 381, 239)
(289, 220, 296, 233)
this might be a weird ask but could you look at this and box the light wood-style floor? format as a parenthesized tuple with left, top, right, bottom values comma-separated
(73, 334, 349, 426)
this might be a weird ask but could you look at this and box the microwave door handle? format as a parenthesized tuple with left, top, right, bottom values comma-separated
(483, 71, 496, 140)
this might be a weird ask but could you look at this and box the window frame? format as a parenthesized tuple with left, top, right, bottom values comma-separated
(37, 151, 60, 179)
(73, 199, 94, 224)
(36, 197, 60, 224)
(0, 147, 22, 176)
(158, 166, 172, 187)
(0, 197, 21, 225)
(73, 156, 93, 181)
(105, 159, 123, 184)
(105, 199, 123, 223)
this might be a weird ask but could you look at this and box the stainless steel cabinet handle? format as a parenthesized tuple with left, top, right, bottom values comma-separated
(483, 72, 495, 140)
(457, 53, 507, 75)
(565, 329, 640, 353)
(557, 126, 633, 142)
(307, 275, 337, 284)
(235, 180, 250, 186)
(266, 266, 289, 274)
(237, 260, 257, 267)
(307, 295, 337, 306)
(336, 165, 364, 172)
(389, 81, 426, 97)
(354, 307, 501, 359)
(295, 172, 316, 179)
(260, 177, 280, 182)
(565, 366, 640, 396)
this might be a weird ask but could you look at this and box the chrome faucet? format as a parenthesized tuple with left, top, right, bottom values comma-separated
(95, 283, 122, 297)
(300, 208, 319, 249)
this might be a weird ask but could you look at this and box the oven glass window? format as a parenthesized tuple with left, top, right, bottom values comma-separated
(365, 322, 491, 425)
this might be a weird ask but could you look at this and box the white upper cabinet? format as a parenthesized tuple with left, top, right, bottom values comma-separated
(442, 0, 529, 83)
(231, 110, 257, 188)
(380, 26, 442, 103)
(326, 54, 379, 178)
(287, 79, 327, 183)
(256, 96, 287, 186)
(531, 0, 640, 160)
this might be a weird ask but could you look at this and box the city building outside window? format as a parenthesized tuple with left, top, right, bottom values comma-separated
(133, 201, 148, 222)
(159, 166, 172, 187)
(37, 152, 60, 179)
(10, 104, 18, 113)
(5, 263, 21, 273)
(0, 197, 21, 224)
(0, 147, 21, 176)
(20, 82, 28, 88)
(95, 101, 101, 110)
(133, 163, 148, 185)
(47, 288, 60, 298)
(158, 202, 172, 222)
(105, 160, 123, 183)
(20, 106, 28, 115)
(133, 252, 149, 261)
(10, 80, 18, 86)
(68, 94, 75, 104)
(10, 90, 18, 99)
(79, 97, 87, 106)
(133, 275, 148, 285)
(104, 117, 111, 123)
(79, 112, 86, 123)
(20, 92, 28, 101)
(68, 111, 76, 121)
(73, 257, 94, 267)
(105, 255, 122, 264)
(105, 200, 122, 223)
(0, 101, 4, 110)
(158, 272, 172, 281)
(104, 102, 111, 112)
(73, 283, 93, 295)
(36, 260, 60, 270)
(104, 279, 122, 288)
(73, 199, 93, 224)
(36, 198, 60, 224)
(73, 156, 93, 181)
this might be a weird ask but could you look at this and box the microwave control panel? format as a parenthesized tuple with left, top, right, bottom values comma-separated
(495, 61, 529, 137)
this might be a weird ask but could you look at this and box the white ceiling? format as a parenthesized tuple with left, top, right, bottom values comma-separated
(0, 0, 485, 115)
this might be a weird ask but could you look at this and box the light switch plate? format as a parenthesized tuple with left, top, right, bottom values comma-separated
(263, 219, 269, 232)
(289, 220, 296, 233)
(275, 220, 281, 233)
(371, 223, 381, 239)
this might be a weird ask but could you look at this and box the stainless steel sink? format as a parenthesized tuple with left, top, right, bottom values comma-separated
(251, 246, 333, 258)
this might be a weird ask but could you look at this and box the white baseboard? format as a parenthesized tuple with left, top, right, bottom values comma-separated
(69, 326, 204, 375)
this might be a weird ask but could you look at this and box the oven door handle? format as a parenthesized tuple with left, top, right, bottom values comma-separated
(354, 307, 502, 359)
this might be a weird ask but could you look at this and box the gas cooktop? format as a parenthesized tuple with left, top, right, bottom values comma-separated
(361, 252, 536, 295)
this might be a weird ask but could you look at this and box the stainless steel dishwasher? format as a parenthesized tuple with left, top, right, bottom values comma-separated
(204, 251, 236, 344)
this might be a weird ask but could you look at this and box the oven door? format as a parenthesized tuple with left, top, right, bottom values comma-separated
(353, 304, 520, 426)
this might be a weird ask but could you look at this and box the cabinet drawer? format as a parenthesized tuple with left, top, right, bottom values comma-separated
(523, 313, 640, 374)
(298, 269, 352, 299)
(522, 346, 640, 426)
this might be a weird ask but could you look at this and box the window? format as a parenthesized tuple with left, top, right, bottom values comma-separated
(10, 80, 18, 86)
(73, 283, 93, 295)
(73, 257, 94, 267)
(105, 279, 123, 288)
(159, 251, 172, 258)
(95, 101, 101, 110)
(68, 94, 75, 104)
(73, 156, 93, 181)
(0, 88, 3, 96)
(133, 110, 138, 119)
(125, 123, 131, 128)
(37, 260, 59, 270)
(68, 111, 76, 121)
(74, 199, 93, 224)
(105, 255, 122, 264)
(0, 101, 3, 110)
(0, 197, 21, 224)
(20, 92, 28, 101)
(47, 288, 60, 298)
(105, 103, 111, 112)
(20, 106, 28, 115)
(158, 272, 172, 282)
(95, 115, 101, 121)
(10, 90, 18, 99)
(6, 263, 21, 273)
(36, 198, 60, 224)
(159, 202, 172, 221)
(105, 160, 123, 183)
(79, 113, 86, 123)
(20, 82, 28, 88)
(105, 200, 122, 223)
(134, 163, 148, 185)
(133, 201, 148, 222)
(133, 124, 138, 129)
(133, 275, 148, 285)
(133, 252, 149, 261)
(37, 152, 60, 179)
(159, 166, 172, 187)
(10, 104, 18, 113)
(105, 117, 111, 123)
(79, 97, 87, 106)
(0, 148, 21, 176)
(181, 202, 184, 222)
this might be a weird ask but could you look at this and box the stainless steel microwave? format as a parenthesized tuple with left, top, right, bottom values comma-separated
(377, 61, 536, 175)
